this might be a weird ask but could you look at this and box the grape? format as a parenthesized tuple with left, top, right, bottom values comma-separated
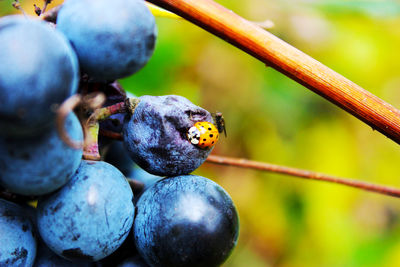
(0, 15, 79, 136)
(0, 199, 37, 266)
(123, 95, 213, 176)
(134, 175, 239, 267)
(57, 0, 157, 81)
(36, 160, 134, 262)
(0, 113, 83, 196)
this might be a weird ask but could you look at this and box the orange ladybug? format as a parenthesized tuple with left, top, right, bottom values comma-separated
(187, 121, 219, 149)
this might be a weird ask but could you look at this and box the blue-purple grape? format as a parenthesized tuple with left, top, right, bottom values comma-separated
(0, 113, 83, 196)
(37, 160, 134, 262)
(57, 0, 156, 81)
(134, 175, 239, 267)
(0, 15, 79, 136)
(123, 95, 213, 176)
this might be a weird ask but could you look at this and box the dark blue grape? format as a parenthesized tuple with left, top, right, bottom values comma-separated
(123, 95, 213, 176)
(0, 15, 79, 136)
(0, 113, 83, 196)
(0, 199, 37, 266)
(37, 160, 134, 262)
(57, 0, 156, 81)
(134, 175, 239, 267)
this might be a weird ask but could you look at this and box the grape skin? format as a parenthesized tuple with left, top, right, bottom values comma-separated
(0, 113, 83, 196)
(134, 175, 239, 267)
(57, 0, 157, 81)
(0, 15, 79, 136)
(123, 95, 213, 176)
(0, 199, 37, 267)
(36, 160, 134, 262)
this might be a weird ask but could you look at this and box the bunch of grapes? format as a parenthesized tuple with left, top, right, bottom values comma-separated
(0, 0, 239, 266)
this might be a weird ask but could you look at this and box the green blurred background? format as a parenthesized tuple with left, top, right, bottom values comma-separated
(2, 0, 400, 266)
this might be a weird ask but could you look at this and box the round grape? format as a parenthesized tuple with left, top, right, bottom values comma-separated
(37, 160, 134, 262)
(0, 113, 83, 196)
(123, 95, 213, 176)
(134, 175, 239, 267)
(57, 0, 156, 81)
(0, 15, 79, 136)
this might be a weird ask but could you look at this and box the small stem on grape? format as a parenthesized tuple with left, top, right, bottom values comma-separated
(82, 97, 140, 160)
(88, 102, 126, 123)
(83, 122, 101, 160)
(40, 0, 52, 17)
(12, 0, 27, 17)
(33, 4, 41, 16)
(124, 97, 141, 116)
(56, 94, 83, 149)
(41, 5, 60, 22)
(206, 155, 400, 198)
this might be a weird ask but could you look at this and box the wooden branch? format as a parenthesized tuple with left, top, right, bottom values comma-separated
(206, 155, 400, 198)
(147, 0, 400, 144)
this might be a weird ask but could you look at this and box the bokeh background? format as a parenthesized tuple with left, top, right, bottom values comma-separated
(2, 0, 400, 266)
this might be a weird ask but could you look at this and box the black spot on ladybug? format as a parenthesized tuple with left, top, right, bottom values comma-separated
(212, 141, 214, 144)
(209, 134, 213, 137)
(208, 127, 211, 130)
(203, 139, 206, 141)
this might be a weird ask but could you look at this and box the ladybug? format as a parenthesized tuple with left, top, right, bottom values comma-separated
(187, 121, 219, 149)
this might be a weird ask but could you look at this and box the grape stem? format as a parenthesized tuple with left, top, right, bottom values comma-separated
(12, 0, 27, 17)
(56, 94, 83, 150)
(41, 5, 60, 22)
(147, 0, 400, 145)
(83, 98, 140, 160)
(40, 0, 52, 17)
(206, 155, 400, 198)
